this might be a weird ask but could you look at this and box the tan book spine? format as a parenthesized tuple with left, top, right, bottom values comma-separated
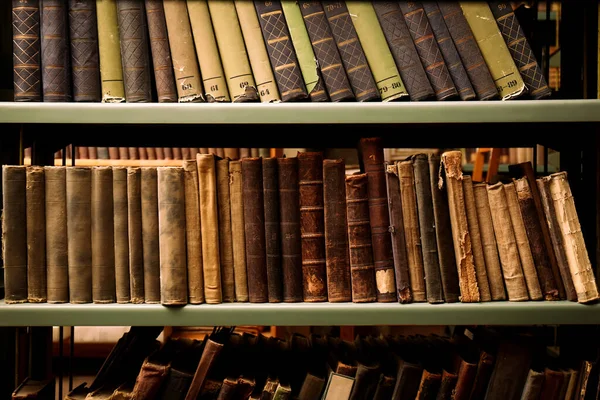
(186, 0, 229, 102)
(44, 166, 68, 303)
(127, 167, 144, 304)
(183, 160, 205, 304)
(229, 160, 248, 301)
(459, 2, 526, 100)
(96, 0, 125, 102)
(217, 158, 235, 302)
(141, 167, 160, 303)
(26, 166, 46, 303)
(113, 167, 131, 304)
(163, 0, 204, 102)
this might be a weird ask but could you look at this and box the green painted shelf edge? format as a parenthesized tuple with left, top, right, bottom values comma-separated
(0, 301, 597, 326)
(2, 99, 600, 124)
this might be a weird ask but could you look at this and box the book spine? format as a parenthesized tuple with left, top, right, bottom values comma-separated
(229, 160, 249, 302)
(322, 1, 380, 102)
(116, 0, 152, 102)
(131, 361, 169, 399)
(415, 370, 442, 400)
(96, 0, 125, 102)
(453, 360, 477, 400)
(520, 369, 544, 400)
(112, 167, 131, 303)
(234, 0, 280, 102)
(323, 159, 352, 303)
(469, 351, 495, 400)
(217, 158, 235, 302)
(129, 147, 139, 159)
(277, 157, 304, 302)
(183, 160, 205, 304)
(13, 0, 42, 101)
(373, 375, 395, 400)
(41, 0, 71, 101)
(254, 0, 308, 102)
(438, 371, 458, 400)
(263, 158, 283, 302)
(26, 166, 46, 303)
(44, 167, 68, 303)
(127, 167, 144, 304)
(140, 167, 160, 303)
(186, 339, 226, 399)
(144, 0, 177, 103)
(157, 167, 187, 305)
(345, 173, 377, 303)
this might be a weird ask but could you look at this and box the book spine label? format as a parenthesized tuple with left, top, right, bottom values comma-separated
(96, 0, 125, 102)
(183, 160, 205, 304)
(140, 167, 160, 303)
(263, 158, 283, 302)
(41, 0, 71, 101)
(26, 166, 47, 303)
(229, 161, 249, 301)
(13, 0, 42, 101)
(217, 159, 236, 302)
(127, 167, 144, 303)
(112, 167, 131, 303)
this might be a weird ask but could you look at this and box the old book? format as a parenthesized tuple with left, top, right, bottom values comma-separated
(280, 0, 328, 102)
(392, 361, 423, 399)
(173, 148, 183, 160)
(485, 339, 533, 400)
(373, 1, 434, 101)
(373, 375, 395, 400)
(197, 154, 223, 304)
(263, 158, 283, 302)
(234, 0, 280, 102)
(360, 138, 397, 302)
(422, 1, 475, 100)
(273, 383, 292, 400)
(298, 152, 327, 302)
(415, 370, 441, 400)
(349, 363, 381, 399)
(127, 167, 144, 304)
(255, 0, 309, 102)
(229, 161, 249, 302)
(437, 2, 498, 100)
(141, 167, 160, 303)
(183, 160, 204, 304)
(113, 167, 131, 304)
(262, 378, 279, 399)
(440, 151, 479, 302)
(462, 176, 491, 302)
(385, 162, 412, 303)
(12, 0, 42, 101)
(44, 167, 68, 303)
(145, 0, 177, 103)
(298, 373, 326, 400)
(346, 1, 408, 101)
(96, 0, 125, 102)
(277, 157, 304, 302)
(116, 0, 152, 102)
(437, 370, 458, 400)
(41, 0, 71, 101)
(489, 1, 551, 99)
(26, 167, 46, 303)
(12, 378, 54, 399)
(398, 1, 458, 101)
(322, 1, 380, 102)
(217, 159, 235, 302)
(519, 369, 544, 400)
(459, 2, 526, 100)
(469, 351, 495, 400)
(548, 172, 600, 304)
(300, 1, 355, 102)
(323, 373, 354, 399)
(453, 359, 477, 400)
(163, 0, 204, 102)
(539, 369, 564, 400)
(323, 159, 352, 303)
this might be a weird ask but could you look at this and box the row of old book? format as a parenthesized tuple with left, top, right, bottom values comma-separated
(13, 0, 551, 104)
(48, 147, 271, 161)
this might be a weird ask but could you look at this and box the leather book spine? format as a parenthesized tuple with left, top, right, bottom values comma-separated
(97, 147, 109, 159)
(113, 167, 131, 304)
(298, 152, 327, 302)
(489, 1, 551, 99)
(234, 377, 255, 398)
(385, 162, 412, 303)
(398, 1, 458, 101)
(144, 0, 177, 103)
(140, 167, 160, 303)
(66, 167, 92, 303)
(242, 157, 269, 303)
(88, 147, 98, 159)
(415, 370, 441, 400)
(208, 0, 259, 102)
(263, 158, 283, 302)
(345, 173, 377, 303)
(519, 369, 544, 400)
(96, 0, 125, 102)
(254, 0, 309, 102)
(486, 182, 530, 301)
(539, 368, 565, 400)
(145, 147, 156, 159)
(262, 378, 279, 399)
(215, 377, 237, 399)
(277, 157, 304, 302)
(198, 380, 223, 399)
(436, 370, 457, 400)
(373, 375, 396, 400)
(239, 148, 250, 158)
(68, 0, 101, 102)
(127, 167, 144, 304)
(469, 351, 495, 400)
(196, 154, 223, 304)
(44, 167, 68, 303)
(173, 148, 182, 160)
(224, 148, 239, 160)
(163, 147, 173, 159)
(453, 360, 477, 400)
(563, 369, 578, 400)
(116, 0, 152, 102)
(504, 182, 542, 300)
(162, 368, 193, 399)
(462, 175, 491, 301)
(183, 160, 205, 304)
(229, 161, 249, 301)
(373, 1, 434, 101)
(360, 138, 397, 302)
(298, 374, 326, 400)
(79, 147, 90, 159)
(273, 383, 292, 400)
(217, 159, 235, 302)
(412, 154, 444, 304)
(349, 363, 382, 399)
(398, 160, 426, 302)
(437, 2, 498, 100)
(234, 0, 281, 102)
(428, 154, 460, 303)
(127, 147, 138, 159)
(163, 0, 204, 102)
(323, 159, 352, 303)
(12, 0, 42, 101)
(472, 183, 506, 301)
(25, 167, 46, 303)
(108, 147, 119, 159)
(299, 1, 355, 102)
(440, 151, 479, 302)
(392, 361, 423, 399)
(41, 0, 71, 102)
(422, 1, 475, 101)
(157, 167, 187, 305)
(322, 1, 380, 102)
(91, 167, 116, 303)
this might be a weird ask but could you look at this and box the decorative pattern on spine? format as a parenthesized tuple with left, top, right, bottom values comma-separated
(41, 0, 72, 101)
(12, 0, 42, 101)
(145, 0, 176, 102)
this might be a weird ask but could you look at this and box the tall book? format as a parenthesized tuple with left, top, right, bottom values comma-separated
(26, 167, 46, 303)
(41, 0, 71, 101)
(140, 167, 160, 303)
(217, 158, 235, 302)
(96, 0, 125, 102)
(183, 160, 204, 304)
(45, 167, 69, 303)
(113, 167, 131, 303)
(229, 161, 249, 301)
(127, 167, 144, 303)
(145, 0, 177, 102)
(12, 0, 42, 101)
(263, 158, 283, 302)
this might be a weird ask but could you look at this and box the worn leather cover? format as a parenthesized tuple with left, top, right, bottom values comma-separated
(140, 167, 160, 303)
(216, 159, 235, 302)
(229, 161, 249, 302)
(13, 0, 42, 101)
(469, 351, 495, 400)
(436, 370, 458, 400)
(372, 375, 395, 400)
(96, 0, 125, 102)
(183, 160, 204, 304)
(41, 0, 72, 101)
(113, 167, 131, 303)
(263, 158, 283, 302)
(26, 167, 47, 303)
(349, 363, 381, 399)
(484, 340, 532, 400)
(144, 0, 176, 102)
(127, 167, 144, 304)
(392, 361, 423, 399)
(415, 370, 441, 400)
(453, 359, 477, 400)
(161, 368, 193, 398)
(45, 166, 69, 303)
(519, 369, 544, 400)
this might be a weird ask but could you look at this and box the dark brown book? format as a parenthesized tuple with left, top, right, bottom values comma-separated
(436, 370, 458, 400)
(118, 147, 129, 160)
(453, 359, 477, 400)
(127, 167, 144, 304)
(141, 167, 160, 303)
(12, 0, 42, 101)
(217, 159, 235, 302)
(113, 167, 131, 304)
(109, 147, 119, 160)
(128, 147, 139, 160)
(164, 147, 173, 159)
(173, 147, 183, 160)
(539, 368, 565, 400)
(469, 351, 495, 400)
(298, 152, 328, 302)
(263, 158, 283, 302)
(88, 147, 98, 158)
(26, 167, 46, 303)
(415, 370, 441, 400)
(229, 161, 248, 302)
(145, 0, 177, 102)
(323, 159, 352, 303)
(484, 340, 533, 400)
(186, 338, 225, 400)
(519, 369, 544, 400)
(41, 0, 72, 102)
(392, 361, 423, 400)
(373, 375, 396, 400)
(183, 160, 204, 304)
(349, 363, 381, 399)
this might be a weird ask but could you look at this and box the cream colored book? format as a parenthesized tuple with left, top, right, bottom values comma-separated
(96, 0, 125, 102)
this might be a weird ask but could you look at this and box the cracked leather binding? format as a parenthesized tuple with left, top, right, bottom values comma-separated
(113, 167, 131, 303)
(127, 167, 144, 303)
(41, 0, 72, 101)
(68, 0, 100, 101)
(183, 161, 204, 304)
(263, 158, 283, 302)
(26, 167, 47, 303)
(140, 167, 161, 303)
(45, 167, 69, 303)
(322, 1, 380, 102)
(255, 0, 309, 102)
(12, 0, 42, 101)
